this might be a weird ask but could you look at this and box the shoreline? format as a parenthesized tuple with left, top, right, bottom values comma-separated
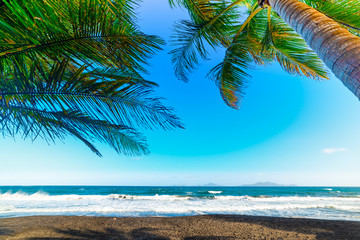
(1, 215, 359, 239)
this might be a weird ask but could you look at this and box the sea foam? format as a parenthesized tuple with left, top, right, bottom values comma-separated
(1, 190, 360, 220)
(208, 191, 222, 194)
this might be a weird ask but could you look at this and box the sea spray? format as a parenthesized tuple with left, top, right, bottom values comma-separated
(0, 186, 359, 221)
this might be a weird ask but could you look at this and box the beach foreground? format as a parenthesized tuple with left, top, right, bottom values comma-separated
(0, 215, 359, 240)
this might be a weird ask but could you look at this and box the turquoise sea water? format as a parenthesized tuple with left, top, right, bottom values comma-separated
(0, 186, 359, 221)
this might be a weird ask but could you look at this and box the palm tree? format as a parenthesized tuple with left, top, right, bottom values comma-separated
(0, 0, 182, 156)
(169, 0, 360, 108)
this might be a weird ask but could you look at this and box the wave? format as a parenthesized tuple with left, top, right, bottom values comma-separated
(1, 191, 360, 221)
(208, 191, 222, 194)
(1, 191, 360, 201)
(1, 200, 359, 219)
(0, 192, 194, 201)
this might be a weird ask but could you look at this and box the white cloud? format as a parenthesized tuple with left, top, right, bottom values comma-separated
(322, 148, 348, 154)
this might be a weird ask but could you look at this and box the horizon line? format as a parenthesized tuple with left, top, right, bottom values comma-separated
(0, 185, 359, 187)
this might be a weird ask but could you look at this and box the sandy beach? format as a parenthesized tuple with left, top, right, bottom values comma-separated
(0, 215, 359, 240)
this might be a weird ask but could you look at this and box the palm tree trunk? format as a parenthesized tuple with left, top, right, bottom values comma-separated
(268, 0, 360, 98)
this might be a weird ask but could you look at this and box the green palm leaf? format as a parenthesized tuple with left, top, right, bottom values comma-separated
(0, 105, 148, 156)
(301, 0, 360, 33)
(0, 0, 182, 156)
(0, 59, 182, 155)
(0, 0, 164, 75)
(208, 9, 270, 108)
(262, 8, 328, 80)
(170, 0, 329, 108)
(207, 38, 253, 109)
(170, 0, 240, 81)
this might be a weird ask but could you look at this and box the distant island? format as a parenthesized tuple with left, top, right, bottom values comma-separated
(199, 182, 297, 187)
(242, 182, 297, 187)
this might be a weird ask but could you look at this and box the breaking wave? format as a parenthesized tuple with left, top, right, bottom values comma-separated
(1, 191, 360, 220)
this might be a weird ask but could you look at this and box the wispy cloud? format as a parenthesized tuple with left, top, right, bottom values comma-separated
(322, 148, 348, 154)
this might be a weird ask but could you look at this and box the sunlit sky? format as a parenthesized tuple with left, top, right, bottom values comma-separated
(1, 0, 360, 186)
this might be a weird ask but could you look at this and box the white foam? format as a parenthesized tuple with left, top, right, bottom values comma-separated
(1, 191, 360, 221)
(0, 192, 191, 201)
(1, 192, 359, 202)
(208, 191, 222, 194)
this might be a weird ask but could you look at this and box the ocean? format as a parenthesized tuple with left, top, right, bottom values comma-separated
(0, 186, 359, 221)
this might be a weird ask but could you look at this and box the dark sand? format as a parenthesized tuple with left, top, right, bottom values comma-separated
(0, 215, 359, 240)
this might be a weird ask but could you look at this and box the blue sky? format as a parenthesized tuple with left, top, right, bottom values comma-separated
(1, 0, 360, 186)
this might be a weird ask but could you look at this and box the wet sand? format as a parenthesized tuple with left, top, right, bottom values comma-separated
(0, 215, 359, 239)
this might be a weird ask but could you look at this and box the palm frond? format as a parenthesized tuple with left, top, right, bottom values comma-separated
(206, 4, 273, 109)
(0, 0, 164, 75)
(0, 59, 182, 155)
(170, 20, 211, 82)
(1, 59, 183, 130)
(0, 105, 149, 156)
(0, 0, 182, 156)
(262, 8, 328, 80)
(207, 42, 251, 109)
(170, 0, 240, 81)
(208, 26, 270, 109)
(87, 68, 158, 87)
(169, 0, 217, 21)
(301, 0, 360, 33)
(170, 0, 331, 109)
